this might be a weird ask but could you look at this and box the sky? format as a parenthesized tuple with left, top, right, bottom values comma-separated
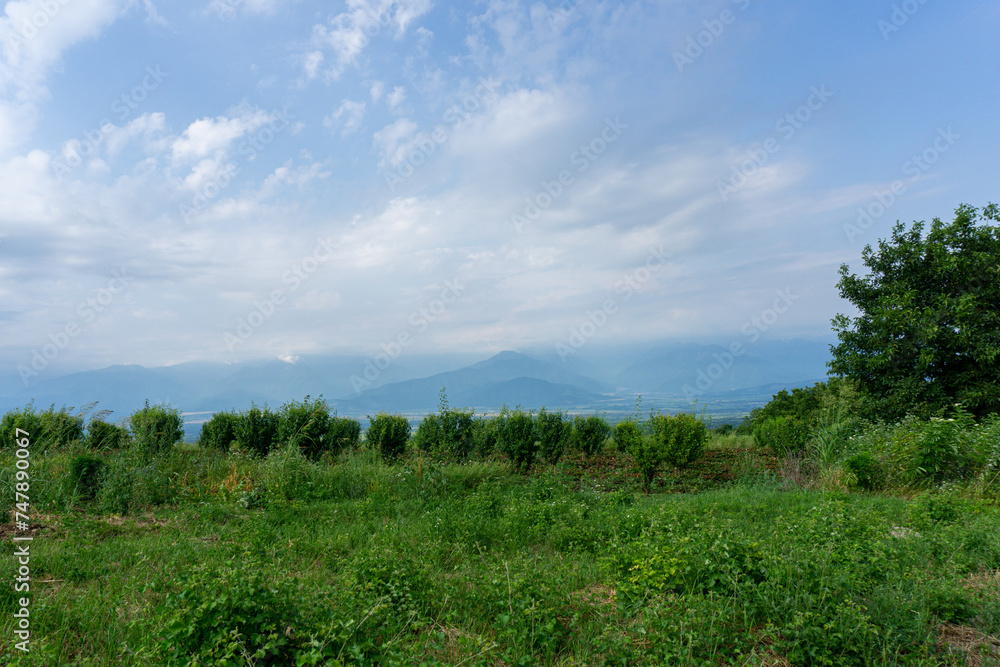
(1, 0, 998, 386)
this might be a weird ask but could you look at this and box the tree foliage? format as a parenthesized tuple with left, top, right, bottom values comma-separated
(830, 203, 1000, 421)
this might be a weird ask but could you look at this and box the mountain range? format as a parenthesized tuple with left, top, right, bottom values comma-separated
(0, 339, 834, 433)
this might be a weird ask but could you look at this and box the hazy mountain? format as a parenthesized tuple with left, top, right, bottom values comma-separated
(0, 340, 833, 425)
(334, 351, 612, 412)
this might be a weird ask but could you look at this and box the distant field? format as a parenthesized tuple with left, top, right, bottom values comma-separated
(2, 440, 999, 666)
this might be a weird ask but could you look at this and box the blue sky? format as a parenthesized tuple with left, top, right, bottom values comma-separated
(1, 0, 998, 383)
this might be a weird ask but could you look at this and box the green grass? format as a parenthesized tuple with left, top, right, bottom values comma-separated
(2, 445, 999, 666)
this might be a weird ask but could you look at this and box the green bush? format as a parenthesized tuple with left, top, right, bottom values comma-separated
(86, 419, 129, 450)
(473, 416, 500, 457)
(651, 413, 707, 467)
(328, 416, 362, 455)
(753, 415, 809, 456)
(151, 556, 305, 665)
(573, 414, 610, 458)
(197, 411, 238, 452)
(1, 403, 84, 452)
(497, 408, 537, 472)
(841, 452, 884, 491)
(97, 457, 136, 515)
(910, 410, 977, 485)
(129, 402, 183, 459)
(278, 395, 339, 460)
(633, 436, 664, 490)
(536, 408, 571, 464)
(413, 409, 475, 460)
(613, 420, 643, 452)
(234, 404, 280, 457)
(67, 455, 107, 500)
(366, 412, 411, 462)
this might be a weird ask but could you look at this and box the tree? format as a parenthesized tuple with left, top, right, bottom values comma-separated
(829, 203, 1000, 421)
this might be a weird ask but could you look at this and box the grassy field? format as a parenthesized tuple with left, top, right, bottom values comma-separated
(2, 436, 1000, 666)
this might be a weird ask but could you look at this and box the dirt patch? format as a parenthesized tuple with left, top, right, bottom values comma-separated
(571, 583, 617, 607)
(962, 569, 1000, 594)
(938, 623, 1000, 667)
(0, 522, 43, 540)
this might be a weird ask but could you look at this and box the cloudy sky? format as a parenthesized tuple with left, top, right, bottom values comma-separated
(1, 0, 998, 383)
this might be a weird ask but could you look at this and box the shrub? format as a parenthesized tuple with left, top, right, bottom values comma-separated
(651, 413, 707, 467)
(278, 395, 335, 460)
(1, 403, 84, 452)
(910, 410, 976, 485)
(68, 455, 107, 500)
(151, 557, 305, 665)
(473, 416, 500, 457)
(197, 411, 239, 452)
(328, 416, 362, 455)
(413, 408, 476, 460)
(753, 415, 809, 456)
(86, 419, 130, 450)
(633, 436, 665, 490)
(366, 412, 411, 462)
(536, 408, 571, 464)
(573, 414, 610, 458)
(234, 404, 280, 457)
(714, 423, 735, 436)
(497, 408, 537, 472)
(613, 420, 643, 452)
(840, 452, 884, 491)
(129, 402, 183, 459)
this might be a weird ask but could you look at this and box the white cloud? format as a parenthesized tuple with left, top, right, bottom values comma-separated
(387, 85, 406, 113)
(0, 0, 128, 153)
(170, 107, 271, 165)
(372, 117, 418, 166)
(370, 80, 385, 101)
(206, 0, 287, 19)
(104, 112, 168, 156)
(309, 0, 435, 77)
(299, 50, 323, 82)
(324, 99, 366, 136)
(143, 0, 168, 26)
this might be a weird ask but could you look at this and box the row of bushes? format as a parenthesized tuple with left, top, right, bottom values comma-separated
(1, 396, 712, 484)
(198, 396, 362, 461)
(405, 399, 708, 476)
(0, 401, 177, 457)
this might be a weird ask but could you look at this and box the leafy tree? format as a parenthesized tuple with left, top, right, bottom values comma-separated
(497, 407, 537, 472)
(129, 401, 184, 458)
(366, 412, 411, 462)
(830, 203, 1000, 421)
(535, 408, 572, 464)
(573, 414, 611, 458)
(413, 388, 476, 460)
(234, 404, 280, 457)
